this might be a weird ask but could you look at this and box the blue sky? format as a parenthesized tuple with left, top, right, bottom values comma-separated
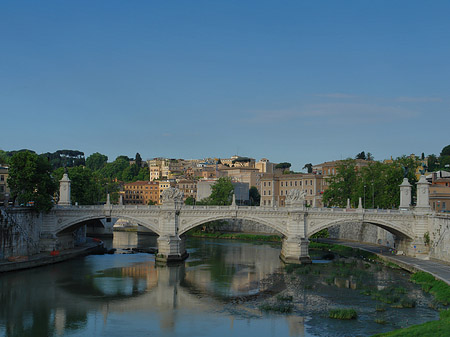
(1, 1, 449, 171)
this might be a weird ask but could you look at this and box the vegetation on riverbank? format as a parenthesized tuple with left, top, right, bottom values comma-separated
(372, 271, 450, 336)
(410, 271, 450, 306)
(328, 308, 357, 320)
(188, 230, 282, 242)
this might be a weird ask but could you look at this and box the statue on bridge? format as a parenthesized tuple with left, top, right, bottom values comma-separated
(162, 187, 184, 204)
(285, 189, 307, 208)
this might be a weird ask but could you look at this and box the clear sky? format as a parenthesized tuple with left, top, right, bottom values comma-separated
(1, 0, 449, 171)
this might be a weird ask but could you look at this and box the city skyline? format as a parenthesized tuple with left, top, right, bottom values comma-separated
(2, 1, 449, 171)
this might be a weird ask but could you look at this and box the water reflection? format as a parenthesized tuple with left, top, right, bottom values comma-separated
(0, 233, 440, 337)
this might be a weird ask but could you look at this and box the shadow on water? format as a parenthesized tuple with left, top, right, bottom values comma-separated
(0, 233, 441, 337)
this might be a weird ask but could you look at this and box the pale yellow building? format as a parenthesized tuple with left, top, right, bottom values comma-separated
(260, 173, 324, 207)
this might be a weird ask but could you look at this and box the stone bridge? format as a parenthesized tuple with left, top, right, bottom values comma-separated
(3, 174, 441, 264)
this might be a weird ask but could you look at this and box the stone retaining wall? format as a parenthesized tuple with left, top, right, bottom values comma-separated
(0, 209, 41, 259)
(430, 216, 450, 262)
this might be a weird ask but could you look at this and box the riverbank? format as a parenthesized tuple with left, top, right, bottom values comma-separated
(188, 230, 282, 242)
(0, 239, 104, 273)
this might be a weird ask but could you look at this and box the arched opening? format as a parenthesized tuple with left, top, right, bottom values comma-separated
(308, 219, 415, 252)
(56, 216, 161, 252)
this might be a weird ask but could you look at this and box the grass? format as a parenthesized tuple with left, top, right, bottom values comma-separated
(372, 310, 450, 336)
(410, 272, 450, 306)
(328, 308, 357, 320)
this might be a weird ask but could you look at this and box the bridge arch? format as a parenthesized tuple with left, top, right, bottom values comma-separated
(179, 214, 287, 237)
(308, 218, 415, 240)
(57, 214, 161, 236)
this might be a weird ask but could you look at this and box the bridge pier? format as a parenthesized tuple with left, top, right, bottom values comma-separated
(156, 235, 189, 263)
(280, 236, 312, 264)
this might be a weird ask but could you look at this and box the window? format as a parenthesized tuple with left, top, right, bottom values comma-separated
(290, 181, 293, 186)
(305, 180, 308, 185)
(310, 180, 313, 185)
(263, 191, 266, 195)
(280, 190, 283, 195)
(0, 175, 3, 182)
(268, 190, 271, 195)
(310, 189, 313, 195)
(264, 182, 266, 187)
(295, 181, 297, 186)
(444, 202, 447, 210)
(300, 181, 302, 186)
(268, 182, 271, 187)
(0, 186, 4, 192)
(281, 182, 283, 187)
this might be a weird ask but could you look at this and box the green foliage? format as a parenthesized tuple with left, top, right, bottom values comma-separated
(185, 196, 195, 205)
(0, 150, 9, 165)
(275, 162, 291, 169)
(323, 157, 419, 208)
(249, 186, 260, 206)
(310, 229, 329, 239)
(188, 230, 281, 242)
(427, 154, 439, 172)
(441, 145, 450, 157)
(7, 151, 57, 212)
(86, 152, 108, 171)
(200, 177, 234, 205)
(328, 308, 357, 320)
(99, 156, 130, 181)
(259, 302, 293, 313)
(53, 167, 106, 205)
(356, 151, 366, 160)
(410, 272, 450, 305)
(41, 150, 85, 170)
(135, 153, 142, 167)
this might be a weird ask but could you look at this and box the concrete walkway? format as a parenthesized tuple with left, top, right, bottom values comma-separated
(316, 238, 450, 286)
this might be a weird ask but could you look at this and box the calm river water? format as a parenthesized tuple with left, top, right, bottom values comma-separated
(0, 232, 439, 337)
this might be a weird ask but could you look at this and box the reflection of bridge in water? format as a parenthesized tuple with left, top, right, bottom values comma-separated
(0, 246, 305, 337)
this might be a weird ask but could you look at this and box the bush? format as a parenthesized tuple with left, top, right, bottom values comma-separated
(328, 308, 357, 320)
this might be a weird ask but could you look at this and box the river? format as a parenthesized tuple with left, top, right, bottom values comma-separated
(0, 232, 439, 336)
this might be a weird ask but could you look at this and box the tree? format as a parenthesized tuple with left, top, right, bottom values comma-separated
(7, 151, 57, 212)
(323, 157, 418, 209)
(0, 150, 8, 165)
(366, 152, 374, 161)
(427, 154, 438, 172)
(440, 145, 450, 157)
(86, 152, 108, 171)
(185, 196, 195, 205)
(249, 186, 260, 206)
(355, 151, 366, 160)
(275, 162, 291, 169)
(135, 153, 143, 168)
(200, 177, 234, 205)
(303, 163, 313, 173)
(53, 166, 103, 205)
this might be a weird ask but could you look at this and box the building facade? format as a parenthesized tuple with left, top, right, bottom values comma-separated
(260, 173, 324, 207)
(122, 181, 159, 205)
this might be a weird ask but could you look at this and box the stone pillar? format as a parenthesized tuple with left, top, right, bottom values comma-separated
(156, 235, 188, 263)
(58, 173, 71, 206)
(280, 209, 311, 264)
(280, 236, 311, 264)
(416, 175, 431, 211)
(357, 197, 363, 210)
(399, 178, 412, 210)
